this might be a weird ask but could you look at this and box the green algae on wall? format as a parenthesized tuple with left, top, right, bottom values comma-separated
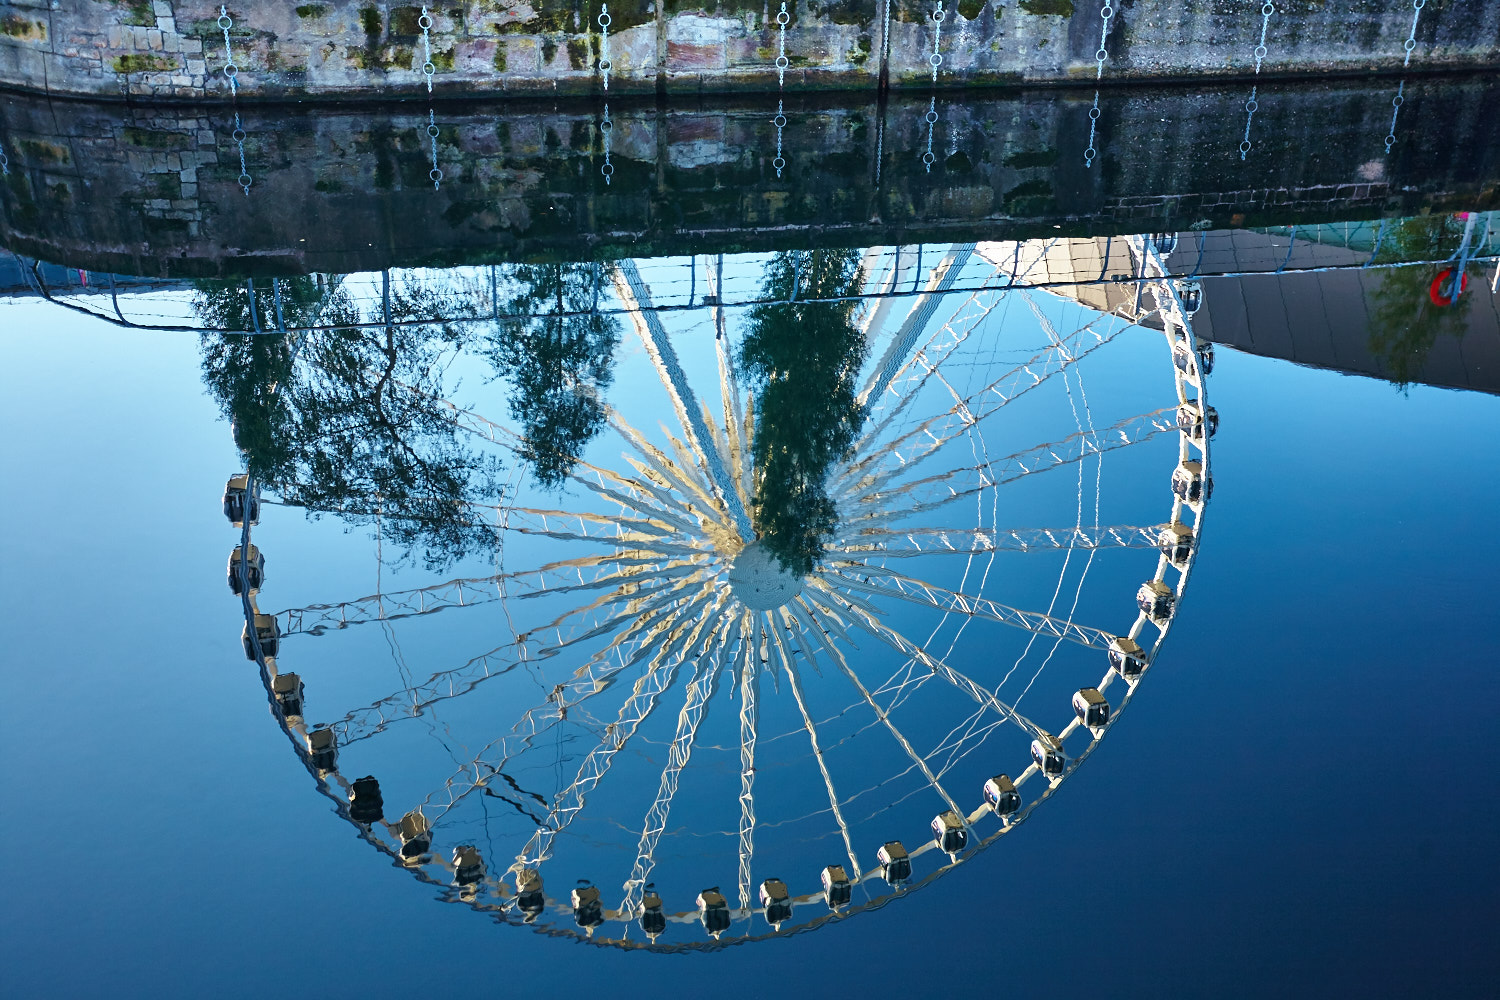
(1018, 0, 1073, 16)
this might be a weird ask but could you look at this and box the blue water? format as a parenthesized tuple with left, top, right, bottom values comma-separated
(2, 277, 1499, 997)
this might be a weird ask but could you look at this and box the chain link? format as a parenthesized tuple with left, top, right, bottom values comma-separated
(218, 5, 239, 95)
(598, 4, 612, 90)
(1403, 0, 1425, 67)
(419, 6, 436, 92)
(0, 136, 9, 176)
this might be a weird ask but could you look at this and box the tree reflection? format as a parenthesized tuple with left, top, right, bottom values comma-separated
(196, 274, 505, 569)
(1367, 216, 1476, 390)
(481, 263, 621, 490)
(741, 250, 868, 575)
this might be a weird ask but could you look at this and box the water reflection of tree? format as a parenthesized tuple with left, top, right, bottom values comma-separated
(741, 250, 868, 576)
(196, 275, 505, 568)
(481, 263, 621, 490)
(1367, 216, 1475, 390)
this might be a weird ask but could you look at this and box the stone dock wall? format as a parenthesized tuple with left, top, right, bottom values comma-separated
(1, 1, 1497, 102)
(3, 77, 1495, 275)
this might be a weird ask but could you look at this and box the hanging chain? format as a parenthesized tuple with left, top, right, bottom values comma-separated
(419, 6, 436, 92)
(232, 111, 251, 195)
(427, 109, 442, 189)
(1384, 79, 1405, 154)
(218, 6, 239, 95)
(922, 1, 944, 171)
(920, 100, 938, 173)
(1084, 2, 1112, 167)
(0, 137, 9, 176)
(1403, 0, 1425, 67)
(1239, 85, 1258, 160)
(600, 103, 614, 184)
(598, 3, 612, 90)
(929, 1, 944, 83)
(1084, 93, 1100, 167)
(770, 2, 791, 178)
(1240, 3, 1274, 161)
(772, 101, 787, 177)
(1253, 1, 1273, 74)
(775, 2, 790, 87)
(1094, 1, 1113, 80)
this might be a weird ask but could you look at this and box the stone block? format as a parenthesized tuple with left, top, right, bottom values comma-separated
(668, 42, 726, 71)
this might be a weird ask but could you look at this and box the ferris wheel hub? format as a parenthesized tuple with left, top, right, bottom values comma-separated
(727, 541, 804, 610)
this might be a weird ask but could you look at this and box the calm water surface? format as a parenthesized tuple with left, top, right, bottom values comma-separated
(2, 80, 1499, 998)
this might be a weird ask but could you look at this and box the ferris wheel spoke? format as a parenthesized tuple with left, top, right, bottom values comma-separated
(613, 261, 754, 539)
(859, 244, 976, 408)
(792, 589, 971, 830)
(516, 590, 734, 868)
(834, 324, 1125, 502)
(714, 333, 753, 514)
(803, 578, 1044, 739)
(734, 611, 759, 911)
(608, 414, 728, 526)
(427, 581, 723, 823)
(819, 563, 1116, 653)
(842, 407, 1176, 531)
(781, 600, 865, 881)
(336, 639, 531, 743)
(830, 524, 1159, 558)
(845, 296, 997, 463)
(618, 633, 729, 917)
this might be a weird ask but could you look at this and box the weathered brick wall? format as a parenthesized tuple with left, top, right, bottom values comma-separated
(1, 0, 1497, 101)
(2, 76, 1494, 275)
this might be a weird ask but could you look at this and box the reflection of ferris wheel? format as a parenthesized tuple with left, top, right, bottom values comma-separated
(227, 236, 1214, 951)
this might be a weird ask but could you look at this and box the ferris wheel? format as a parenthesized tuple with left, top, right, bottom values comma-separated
(226, 235, 1214, 951)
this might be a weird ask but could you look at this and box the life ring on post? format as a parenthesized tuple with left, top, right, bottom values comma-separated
(1429, 269, 1468, 307)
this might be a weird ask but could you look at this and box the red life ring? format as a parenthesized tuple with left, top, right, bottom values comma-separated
(1429, 269, 1469, 307)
